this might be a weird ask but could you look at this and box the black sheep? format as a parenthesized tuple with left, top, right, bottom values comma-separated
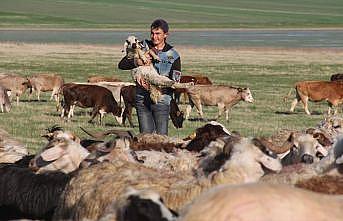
(0, 164, 71, 220)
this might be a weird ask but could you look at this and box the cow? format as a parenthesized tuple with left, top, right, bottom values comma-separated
(61, 83, 122, 125)
(0, 85, 11, 113)
(27, 73, 64, 103)
(119, 85, 184, 128)
(87, 75, 122, 83)
(184, 85, 254, 121)
(286, 81, 343, 115)
(0, 74, 30, 105)
(180, 75, 212, 85)
(175, 75, 213, 103)
(330, 73, 343, 81)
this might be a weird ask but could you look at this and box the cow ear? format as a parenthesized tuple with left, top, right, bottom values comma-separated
(40, 147, 65, 161)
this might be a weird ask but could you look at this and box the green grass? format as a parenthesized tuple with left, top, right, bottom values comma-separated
(0, 0, 343, 28)
(0, 43, 342, 153)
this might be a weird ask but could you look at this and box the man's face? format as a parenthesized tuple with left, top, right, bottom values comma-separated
(151, 28, 168, 46)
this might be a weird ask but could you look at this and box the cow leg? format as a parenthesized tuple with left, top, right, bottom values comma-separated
(301, 96, 310, 115)
(16, 95, 19, 106)
(0, 104, 3, 113)
(127, 106, 134, 127)
(89, 108, 99, 123)
(123, 106, 134, 127)
(216, 103, 225, 120)
(99, 109, 106, 125)
(187, 92, 204, 119)
(70, 105, 75, 117)
(290, 99, 298, 112)
(122, 107, 128, 126)
(28, 88, 33, 101)
(61, 107, 65, 118)
(185, 105, 192, 120)
(225, 109, 230, 121)
(37, 90, 41, 101)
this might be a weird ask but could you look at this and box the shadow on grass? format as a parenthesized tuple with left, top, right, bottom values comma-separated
(20, 99, 48, 103)
(187, 117, 216, 122)
(275, 110, 322, 115)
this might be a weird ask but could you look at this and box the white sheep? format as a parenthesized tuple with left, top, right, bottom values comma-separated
(179, 183, 343, 221)
(0, 127, 28, 163)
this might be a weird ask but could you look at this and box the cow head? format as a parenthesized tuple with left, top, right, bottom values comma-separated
(170, 99, 184, 129)
(239, 87, 254, 103)
(171, 110, 184, 129)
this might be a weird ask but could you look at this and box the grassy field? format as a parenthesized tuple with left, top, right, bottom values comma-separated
(0, 0, 343, 29)
(0, 42, 342, 153)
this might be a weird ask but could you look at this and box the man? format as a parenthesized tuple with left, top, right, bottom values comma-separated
(118, 19, 181, 135)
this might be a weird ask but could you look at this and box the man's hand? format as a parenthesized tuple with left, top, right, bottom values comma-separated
(136, 74, 150, 90)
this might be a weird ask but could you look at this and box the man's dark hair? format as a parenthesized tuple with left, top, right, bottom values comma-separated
(151, 19, 169, 33)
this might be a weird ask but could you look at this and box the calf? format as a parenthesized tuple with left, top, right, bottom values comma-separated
(27, 73, 64, 102)
(0, 85, 11, 113)
(0, 74, 30, 105)
(185, 85, 254, 121)
(120, 85, 184, 128)
(87, 75, 122, 83)
(286, 81, 343, 115)
(61, 83, 122, 125)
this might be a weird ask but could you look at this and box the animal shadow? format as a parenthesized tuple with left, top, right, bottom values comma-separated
(275, 110, 322, 115)
(20, 99, 48, 103)
(188, 117, 211, 122)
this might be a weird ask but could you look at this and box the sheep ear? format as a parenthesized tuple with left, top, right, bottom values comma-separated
(40, 147, 65, 161)
(122, 41, 129, 54)
(257, 154, 282, 172)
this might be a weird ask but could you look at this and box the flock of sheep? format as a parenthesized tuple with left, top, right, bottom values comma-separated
(0, 108, 343, 220)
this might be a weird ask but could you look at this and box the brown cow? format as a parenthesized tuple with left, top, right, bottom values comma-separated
(61, 83, 122, 125)
(27, 73, 64, 102)
(180, 75, 212, 84)
(175, 75, 212, 104)
(0, 74, 30, 105)
(87, 75, 122, 83)
(287, 81, 343, 115)
(185, 85, 254, 121)
(119, 85, 184, 128)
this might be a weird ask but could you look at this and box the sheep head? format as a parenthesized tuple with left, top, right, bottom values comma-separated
(30, 137, 89, 174)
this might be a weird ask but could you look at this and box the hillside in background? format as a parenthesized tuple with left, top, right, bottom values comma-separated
(0, 0, 343, 29)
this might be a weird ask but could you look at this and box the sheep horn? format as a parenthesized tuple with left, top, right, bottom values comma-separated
(254, 132, 295, 154)
(80, 127, 135, 139)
